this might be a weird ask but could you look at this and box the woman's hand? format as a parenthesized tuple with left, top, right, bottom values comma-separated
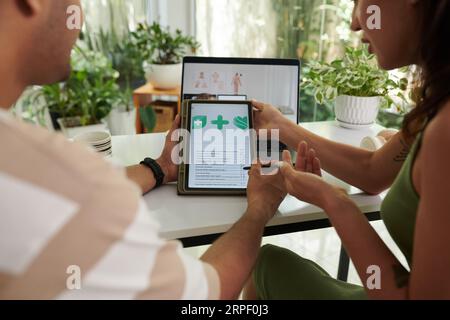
(246, 161, 287, 223)
(295, 141, 322, 177)
(156, 115, 181, 184)
(252, 100, 290, 132)
(279, 142, 348, 210)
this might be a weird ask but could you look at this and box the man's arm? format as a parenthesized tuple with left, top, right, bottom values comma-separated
(126, 115, 180, 194)
(201, 164, 287, 300)
(201, 204, 271, 300)
(126, 160, 171, 194)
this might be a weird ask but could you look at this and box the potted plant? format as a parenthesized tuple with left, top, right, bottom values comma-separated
(105, 87, 137, 136)
(81, 18, 147, 90)
(304, 47, 408, 129)
(25, 47, 122, 138)
(132, 22, 200, 90)
(82, 29, 145, 135)
(79, 0, 151, 136)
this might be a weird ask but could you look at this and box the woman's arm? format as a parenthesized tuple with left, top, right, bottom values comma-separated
(253, 101, 410, 194)
(281, 111, 450, 299)
(325, 195, 409, 299)
(279, 150, 409, 299)
(332, 111, 450, 299)
(285, 122, 408, 195)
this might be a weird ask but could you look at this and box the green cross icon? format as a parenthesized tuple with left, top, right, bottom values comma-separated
(211, 115, 229, 130)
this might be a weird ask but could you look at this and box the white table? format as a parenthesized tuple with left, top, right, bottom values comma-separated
(112, 121, 386, 280)
(112, 120, 384, 237)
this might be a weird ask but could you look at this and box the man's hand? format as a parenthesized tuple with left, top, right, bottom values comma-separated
(279, 142, 348, 210)
(246, 161, 287, 223)
(156, 115, 181, 184)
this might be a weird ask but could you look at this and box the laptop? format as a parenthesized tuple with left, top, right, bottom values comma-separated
(181, 57, 301, 124)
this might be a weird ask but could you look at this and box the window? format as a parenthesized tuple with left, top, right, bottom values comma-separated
(81, 0, 149, 33)
(195, 0, 406, 127)
(196, 0, 278, 58)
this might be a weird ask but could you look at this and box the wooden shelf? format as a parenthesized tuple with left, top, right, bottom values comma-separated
(133, 83, 181, 96)
(133, 83, 181, 134)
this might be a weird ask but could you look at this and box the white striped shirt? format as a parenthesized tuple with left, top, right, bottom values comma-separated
(0, 109, 220, 300)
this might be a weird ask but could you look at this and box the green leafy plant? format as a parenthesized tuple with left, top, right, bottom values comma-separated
(82, 28, 146, 90)
(139, 106, 157, 133)
(303, 46, 408, 109)
(25, 47, 122, 128)
(79, 0, 150, 113)
(132, 22, 200, 65)
(81, 28, 143, 113)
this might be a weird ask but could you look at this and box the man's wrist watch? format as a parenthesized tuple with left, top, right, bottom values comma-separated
(140, 158, 165, 188)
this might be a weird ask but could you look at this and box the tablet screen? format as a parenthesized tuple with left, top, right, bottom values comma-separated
(187, 102, 253, 190)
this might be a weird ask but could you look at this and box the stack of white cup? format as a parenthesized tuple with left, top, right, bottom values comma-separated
(73, 131, 112, 157)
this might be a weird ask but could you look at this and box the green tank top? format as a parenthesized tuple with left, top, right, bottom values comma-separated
(381, 134, 422, 270)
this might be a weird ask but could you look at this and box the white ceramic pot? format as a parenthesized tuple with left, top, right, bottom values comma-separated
(57, 118, 109, 139)
(106, 107, 136, 136)
(144, 63, 182, 90)
(335, 95, 381, 129)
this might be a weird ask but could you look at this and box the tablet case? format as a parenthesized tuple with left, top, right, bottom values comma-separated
(177, 100, 254, 196)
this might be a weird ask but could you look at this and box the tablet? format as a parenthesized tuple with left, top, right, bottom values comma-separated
(178, 100, 255, 195)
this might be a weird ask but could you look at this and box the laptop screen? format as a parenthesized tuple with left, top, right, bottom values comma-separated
(181, 57, 300, 124)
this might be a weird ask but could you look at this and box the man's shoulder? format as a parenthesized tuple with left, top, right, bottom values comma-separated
(0, 118, 140, 202)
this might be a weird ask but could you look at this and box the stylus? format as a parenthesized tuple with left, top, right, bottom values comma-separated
(243, 163, 286, 171)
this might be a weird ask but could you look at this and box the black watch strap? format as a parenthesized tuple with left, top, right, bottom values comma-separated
(140, 158, 165, 188)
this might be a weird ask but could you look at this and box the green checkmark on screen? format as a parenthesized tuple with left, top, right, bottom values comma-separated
(192, 116, 207, 129)
(233, 116, 248, 130)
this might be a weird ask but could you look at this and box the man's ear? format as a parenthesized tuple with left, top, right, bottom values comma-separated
(16, 0, 45, 17)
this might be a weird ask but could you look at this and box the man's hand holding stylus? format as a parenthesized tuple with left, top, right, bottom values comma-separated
(246, 161, 287, 223)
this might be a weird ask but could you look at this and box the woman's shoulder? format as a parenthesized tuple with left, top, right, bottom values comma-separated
(427, 99, 450, 131)
(422, 100, 450, 152)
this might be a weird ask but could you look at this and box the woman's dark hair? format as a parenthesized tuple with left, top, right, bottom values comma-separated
(403, 1, 450, 141)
